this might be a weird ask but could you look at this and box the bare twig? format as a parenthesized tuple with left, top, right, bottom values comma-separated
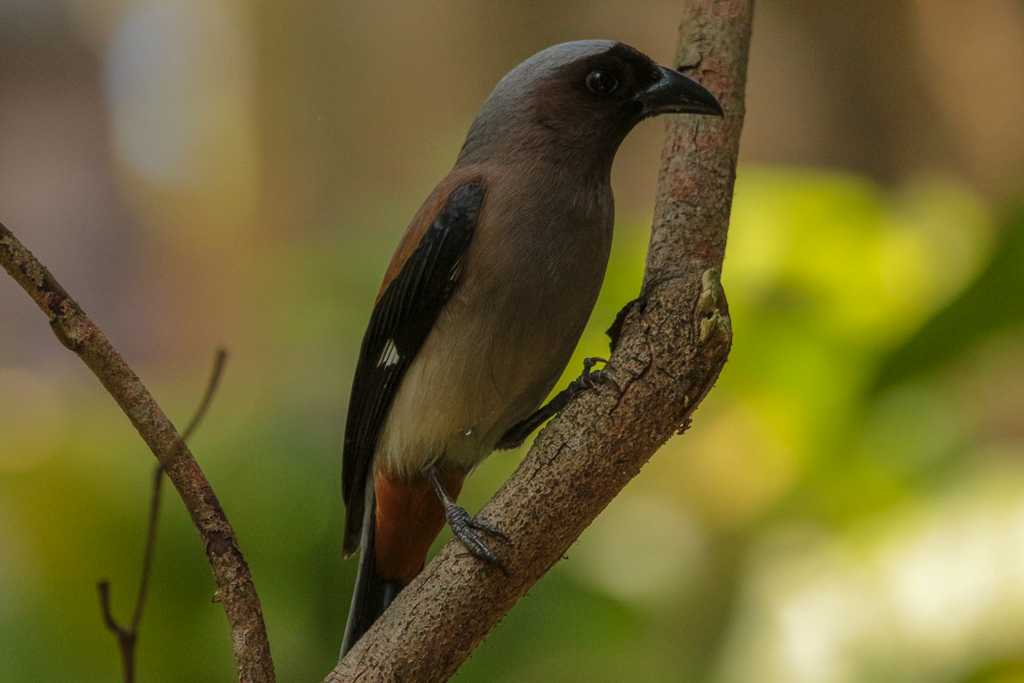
(96, 349, 229, 682)
(326, 1, 752, 680)
(97, 581, 136, 683)
(130, 467, 164, 637)
(181, 349, 230, 443)
(0, 226, 274, 682)
(97, 469, 165, 683)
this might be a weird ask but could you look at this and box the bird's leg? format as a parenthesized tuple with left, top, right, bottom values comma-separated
(496, 357, 619, 450)
(426, 464, 509, 574)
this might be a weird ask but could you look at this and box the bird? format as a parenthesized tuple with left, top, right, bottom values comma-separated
(339, 39, 722, 655)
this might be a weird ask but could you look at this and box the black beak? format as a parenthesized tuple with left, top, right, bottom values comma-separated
(634, 65, 723, 118)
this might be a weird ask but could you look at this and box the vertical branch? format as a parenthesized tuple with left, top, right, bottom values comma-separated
(96, 349, 228, 682)
(0, 223, 275, 683)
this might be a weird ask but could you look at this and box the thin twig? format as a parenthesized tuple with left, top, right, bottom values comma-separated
(97, 581, 136, 683)
(180, 349, 229, 443)
(0, 223, 275, 683)
(129, 466, 165, 637)
(131, 464, 164, 634)
(96, 349, 229, 682)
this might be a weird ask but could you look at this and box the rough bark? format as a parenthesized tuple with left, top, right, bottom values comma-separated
(0, 227, 275, 683)
(326, 1, 753, 681)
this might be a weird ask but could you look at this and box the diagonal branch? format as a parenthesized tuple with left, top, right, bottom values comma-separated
(96, 348, 229, 683)
(326, 1, 752, 680)
(0, 230, 275, 683)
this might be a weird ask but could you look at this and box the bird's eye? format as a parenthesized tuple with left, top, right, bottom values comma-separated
(585, 69, 619, 96)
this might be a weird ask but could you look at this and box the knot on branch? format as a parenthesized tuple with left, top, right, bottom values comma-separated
(694, 268, 732, 360)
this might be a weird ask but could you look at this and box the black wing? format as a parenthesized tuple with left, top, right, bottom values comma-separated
(341, 180, 485, 554)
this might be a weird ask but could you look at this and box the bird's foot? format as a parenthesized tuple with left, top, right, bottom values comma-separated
(445, 504, 510, 575)
(495, 358, 620, 450)
(568, 357, 620, 395)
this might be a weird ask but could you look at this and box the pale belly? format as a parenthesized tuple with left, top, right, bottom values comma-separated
(375, 208, 611, 478)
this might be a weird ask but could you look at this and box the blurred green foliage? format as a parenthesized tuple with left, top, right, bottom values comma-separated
(3, 167, 1023, 682)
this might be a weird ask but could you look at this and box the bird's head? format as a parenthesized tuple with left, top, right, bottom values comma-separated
(458, 40, 723, 168)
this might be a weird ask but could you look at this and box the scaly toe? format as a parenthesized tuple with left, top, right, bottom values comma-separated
(468, 517, 510, 543)
(447, 505, 507, 571)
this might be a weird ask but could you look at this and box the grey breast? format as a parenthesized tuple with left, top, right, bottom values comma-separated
(375, 167, 613, 476)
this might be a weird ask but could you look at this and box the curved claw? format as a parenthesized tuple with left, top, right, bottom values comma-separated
(446, 505, 510, 575)
(576, 357, 621, 394)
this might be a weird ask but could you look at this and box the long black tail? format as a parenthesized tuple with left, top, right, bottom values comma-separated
(339, 485, 403, 658)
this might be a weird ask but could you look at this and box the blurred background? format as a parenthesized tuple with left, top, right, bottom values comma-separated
(1, 1, 1023, 681)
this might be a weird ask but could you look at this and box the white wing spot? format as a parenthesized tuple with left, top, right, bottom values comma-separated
(376, 340, 401, 368)
(450, 255, 465, 282)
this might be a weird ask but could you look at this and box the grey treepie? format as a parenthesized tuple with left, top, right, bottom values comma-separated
(340, 39, 722, 655)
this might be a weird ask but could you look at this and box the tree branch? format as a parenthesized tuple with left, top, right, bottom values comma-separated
(0, 230, 275, 682)
(96, 348, 229, 683)
(326, 1, 753, 680)
(96, 581, 136, 683)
